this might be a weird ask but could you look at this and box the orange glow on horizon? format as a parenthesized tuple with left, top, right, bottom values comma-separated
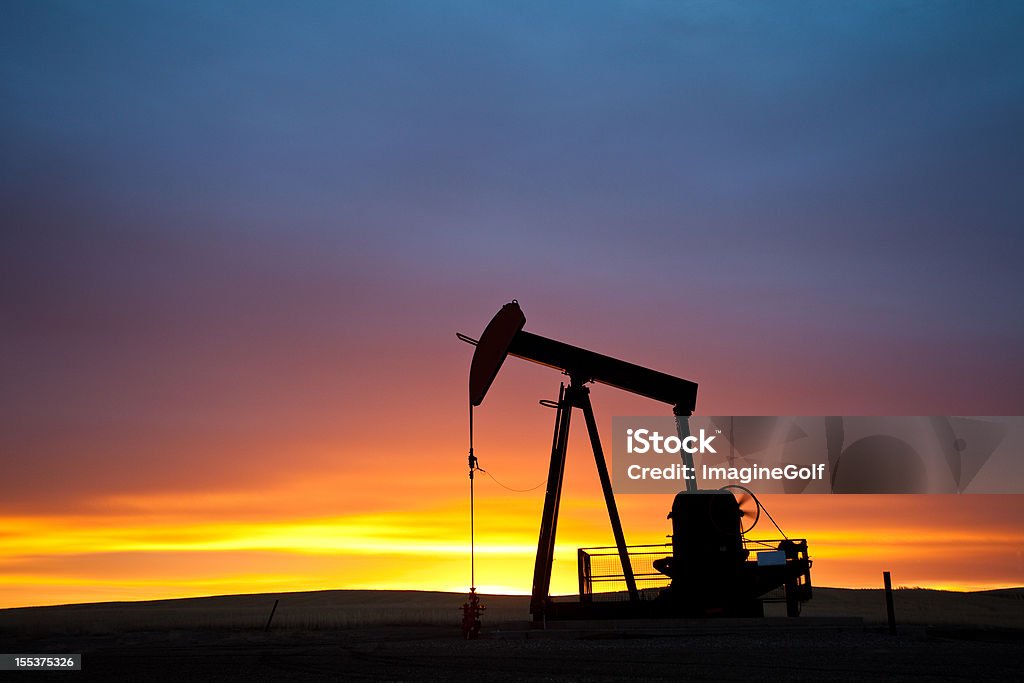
(1, 469, 1021, 609)
(1, 313, 1021, 610)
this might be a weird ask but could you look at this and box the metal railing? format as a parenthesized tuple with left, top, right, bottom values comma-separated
(578, 544, 672, 602)
(578, 539, 805, 602)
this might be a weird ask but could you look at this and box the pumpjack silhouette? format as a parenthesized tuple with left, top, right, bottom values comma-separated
(460, 301, 812, 623)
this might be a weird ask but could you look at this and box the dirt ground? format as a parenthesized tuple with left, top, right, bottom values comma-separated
(3, 622, 1023, 681)
(1, 588, 1021, 681)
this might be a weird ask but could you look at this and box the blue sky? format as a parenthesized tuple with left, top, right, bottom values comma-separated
(2, 0, 1023, 507)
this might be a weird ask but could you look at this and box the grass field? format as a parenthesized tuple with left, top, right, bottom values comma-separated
(1, 588, 1020, 681)
(0, 586, 1020, 635)
(0, 590, 528, 634)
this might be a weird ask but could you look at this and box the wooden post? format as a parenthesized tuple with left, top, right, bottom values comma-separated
(883, 572, 896, 635)
(265, 598, 279, 632)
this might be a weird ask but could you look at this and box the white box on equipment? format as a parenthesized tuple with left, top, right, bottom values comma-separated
(757, 550, 787, 566)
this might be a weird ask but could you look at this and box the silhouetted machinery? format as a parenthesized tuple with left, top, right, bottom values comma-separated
(460, 301, 812, 621)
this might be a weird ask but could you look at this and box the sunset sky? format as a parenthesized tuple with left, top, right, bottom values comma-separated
(2, 2, 1023, 609)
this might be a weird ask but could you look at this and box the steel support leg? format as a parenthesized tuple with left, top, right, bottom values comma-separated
(578, 386, 639, 603)
(531, 384, 571, 619)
